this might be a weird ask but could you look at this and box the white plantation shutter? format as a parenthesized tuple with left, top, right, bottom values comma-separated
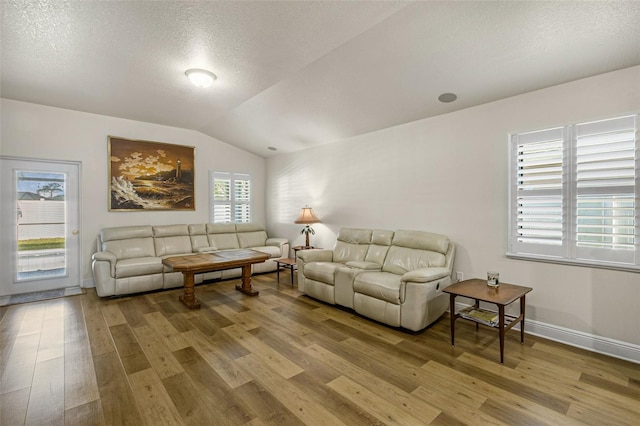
(233, 176, 251, 223)
(213, 176, 232, 223)
(509, 115, 639, 269)
(211, 172, 251, 223)
(510, 128, 565, 256)
(574, 116, 636, 263)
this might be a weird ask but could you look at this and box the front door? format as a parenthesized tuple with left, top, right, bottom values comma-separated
(0, 157, 81, 296)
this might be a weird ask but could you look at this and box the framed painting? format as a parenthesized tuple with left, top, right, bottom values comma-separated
(108, 136, 195, 211)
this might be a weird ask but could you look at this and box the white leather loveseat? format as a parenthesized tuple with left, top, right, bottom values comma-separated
(297, 228, 455, 331)
(91, 223, 289, 297)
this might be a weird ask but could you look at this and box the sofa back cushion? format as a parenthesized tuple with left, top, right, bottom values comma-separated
(235, 223, 264, 233)
(153, 224, 192, 256)
(393, 230, 449, 252)
(100, 225, 155, 260)
(382, 230, 450, 274)
(188, 224, 210, 252)
(365, 229, 394, 265)
(236, 223, 268, 248)
(333, 228, 372, 263)
(207, 223, 240, 250)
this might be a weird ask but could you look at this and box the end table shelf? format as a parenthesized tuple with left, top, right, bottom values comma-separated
(443, 278, 532, 363)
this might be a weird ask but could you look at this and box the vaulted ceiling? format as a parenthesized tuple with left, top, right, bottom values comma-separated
(3, 1, 640, 157)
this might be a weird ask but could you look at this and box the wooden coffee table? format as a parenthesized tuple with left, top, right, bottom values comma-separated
(443, 278, 532, 363)
(162, 249, 270, 309)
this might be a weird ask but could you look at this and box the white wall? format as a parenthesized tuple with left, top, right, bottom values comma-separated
(1, 99, 266, 288)
(266, 66, 640, 350)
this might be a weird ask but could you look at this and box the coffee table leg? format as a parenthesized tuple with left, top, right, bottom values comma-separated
(235, 265, 259, 296)
(499, 304, 505, 363)
(179, 271, 201, 309)
(449, 294, 456, 346)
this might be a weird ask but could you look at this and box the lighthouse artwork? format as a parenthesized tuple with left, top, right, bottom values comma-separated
(108, 136, 195, 211)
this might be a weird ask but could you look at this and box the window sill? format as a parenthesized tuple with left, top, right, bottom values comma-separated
(505, 253, 640, 274)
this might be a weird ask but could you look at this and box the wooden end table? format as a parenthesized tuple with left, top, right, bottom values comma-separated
(275, 258, 297, 286)
(443, 278, 532, 363)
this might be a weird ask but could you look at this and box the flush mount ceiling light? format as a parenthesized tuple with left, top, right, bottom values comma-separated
(438, 93, 457, 103)
(185, 69, 217, 88)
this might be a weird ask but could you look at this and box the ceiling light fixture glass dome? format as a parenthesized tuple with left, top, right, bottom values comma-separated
(185, 69, 217, 88)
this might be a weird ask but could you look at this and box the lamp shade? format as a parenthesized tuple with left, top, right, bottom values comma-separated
(295, 207, 321, 224)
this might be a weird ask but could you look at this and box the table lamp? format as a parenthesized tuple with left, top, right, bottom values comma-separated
(295, 206, 321, 247)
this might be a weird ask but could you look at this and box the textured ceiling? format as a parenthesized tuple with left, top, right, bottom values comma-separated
(2, 1, 640, 157)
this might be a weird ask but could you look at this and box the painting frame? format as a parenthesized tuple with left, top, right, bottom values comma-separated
(108, 136, 195, 211)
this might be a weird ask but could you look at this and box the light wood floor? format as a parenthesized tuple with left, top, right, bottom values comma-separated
(1, 272, 639, 425)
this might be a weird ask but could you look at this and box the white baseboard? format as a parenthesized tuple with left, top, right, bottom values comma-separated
(452, 302, 640, 364)
(520, 319, 640, 364)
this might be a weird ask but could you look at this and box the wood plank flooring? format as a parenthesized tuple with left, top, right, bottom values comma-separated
(1, 272, 639, 425)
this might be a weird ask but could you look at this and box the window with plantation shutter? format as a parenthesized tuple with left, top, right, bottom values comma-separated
(512, 128, 565, 257)
(210, 172, 251, 223)
(574, 116, 636, 263)
(508, 115, 639, 270)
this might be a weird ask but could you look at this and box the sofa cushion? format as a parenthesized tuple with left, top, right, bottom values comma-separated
(116, 257, 163, 278)
(235, 223, 264, 233)
(207, 223, 239, 249)
(153, 224, 191, 256)
(344, 260, 383, 270)
(210, 233, 240, 250)
(371, 229, 394, 245)
(338, 228, 372, 244)
(153, 224, 188, 238)
(101, 225, 152, 242)
(304, 262, 342, 285)
(354, 272, 403, 304)
(207, 223, 236, 234)
(364, 229, 394, 265)
(238, 231, 268, 248)
(188, 224, 212, 252)
(155, 235, 192, 256)
(333, 241, 369, 263)
(392, 230, 449, 254)
(382, 246, 445, 275)
(102, 237, 156, 260)
(331, 228, 373, 263)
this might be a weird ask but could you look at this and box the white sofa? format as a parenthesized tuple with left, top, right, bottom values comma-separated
(297, 228, 455, 331)
(91, 223, 289, 297)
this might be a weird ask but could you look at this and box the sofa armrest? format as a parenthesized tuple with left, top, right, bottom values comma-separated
(266, 238, 290, 257)
(297, 249, 333, 263)
(345, 260, 382, 271)
(92, 251, 117, 276)
(401, 267, 450, 283)
(266, 237, 288, 248)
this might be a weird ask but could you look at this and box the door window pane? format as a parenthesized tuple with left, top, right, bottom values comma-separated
(16, 171, 67, 281)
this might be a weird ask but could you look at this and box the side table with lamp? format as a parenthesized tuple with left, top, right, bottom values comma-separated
(276, 206, 322, 285)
